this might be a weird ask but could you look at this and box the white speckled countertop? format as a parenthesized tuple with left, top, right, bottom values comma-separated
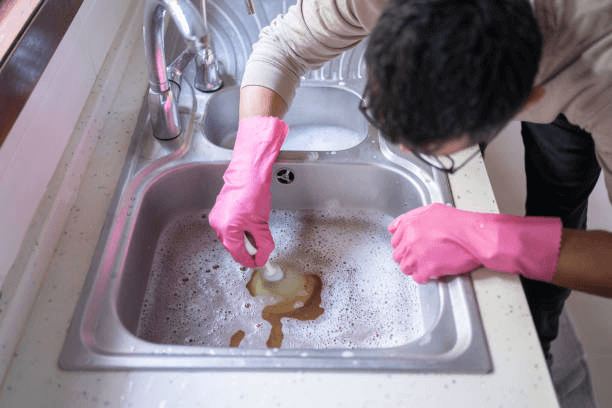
(0, 6, 559, 408)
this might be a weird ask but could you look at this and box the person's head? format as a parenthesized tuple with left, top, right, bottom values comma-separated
(363, 0, 542, 156)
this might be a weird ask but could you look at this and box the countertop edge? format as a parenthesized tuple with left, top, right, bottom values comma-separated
(0, 0, 145, 389)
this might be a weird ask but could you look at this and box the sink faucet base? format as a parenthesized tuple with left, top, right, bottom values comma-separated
(144, 0, 222, 139)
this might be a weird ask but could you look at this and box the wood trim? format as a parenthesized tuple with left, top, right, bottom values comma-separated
(0, 0, 85, 147)
(0, 0, 43, 58)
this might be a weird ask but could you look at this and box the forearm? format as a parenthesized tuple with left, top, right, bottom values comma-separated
(239, 86, 288, 120)
(552, 228, 612, 298)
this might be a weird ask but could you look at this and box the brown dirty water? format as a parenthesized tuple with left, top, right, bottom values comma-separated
(241, 269, 324, 348)
(230, 330, 245, 347)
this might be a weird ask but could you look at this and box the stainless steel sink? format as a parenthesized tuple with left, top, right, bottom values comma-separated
(59, 0, 491, 372)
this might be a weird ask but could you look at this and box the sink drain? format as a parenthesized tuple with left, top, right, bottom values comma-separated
(275, 168, 295, 184)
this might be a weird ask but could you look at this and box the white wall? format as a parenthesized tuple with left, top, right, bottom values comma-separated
(484, 120, 612, 227)
(0, 0, 133, 285)
(484, 120, 612, 407)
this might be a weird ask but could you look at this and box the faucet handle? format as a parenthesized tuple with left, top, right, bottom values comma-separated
(194, 47, 223, 92)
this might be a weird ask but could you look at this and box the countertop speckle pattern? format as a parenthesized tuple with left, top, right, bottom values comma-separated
(0, 16, 559, 408)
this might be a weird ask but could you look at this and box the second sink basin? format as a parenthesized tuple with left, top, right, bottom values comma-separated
(203, 85, 368, 151)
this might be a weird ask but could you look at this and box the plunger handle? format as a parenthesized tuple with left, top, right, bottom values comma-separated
(243, 234, 284, 282)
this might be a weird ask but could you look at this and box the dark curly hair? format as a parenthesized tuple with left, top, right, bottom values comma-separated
(364, 0, 542, 152)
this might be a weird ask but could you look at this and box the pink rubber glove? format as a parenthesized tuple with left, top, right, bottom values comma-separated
(209, 116, 289, 267)
(388, 203, 563, 283)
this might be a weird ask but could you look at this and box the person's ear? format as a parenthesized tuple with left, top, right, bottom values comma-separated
(522, 86, 545, 110)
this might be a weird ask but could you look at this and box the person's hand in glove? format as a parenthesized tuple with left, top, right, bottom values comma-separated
(208, 116, 289, 267)
(388, 203, 563, 283)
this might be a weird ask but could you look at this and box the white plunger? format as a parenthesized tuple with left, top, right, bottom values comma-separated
(243, 234, 284, 282)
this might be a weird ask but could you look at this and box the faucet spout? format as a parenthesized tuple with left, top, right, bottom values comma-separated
(143, 0, 223, 140)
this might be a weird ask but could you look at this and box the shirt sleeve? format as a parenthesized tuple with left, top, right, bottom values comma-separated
(241, 0, 387, 106)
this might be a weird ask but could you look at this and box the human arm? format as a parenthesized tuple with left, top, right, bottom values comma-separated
(239, 85, 288, 120)
(207, 73, 289, 267)
(553, 228, 612, 297)
(389, 203, 612, 298)
(208, 116, 289, 267)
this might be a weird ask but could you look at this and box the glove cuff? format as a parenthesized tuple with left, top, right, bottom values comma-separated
(478, 213, 563, 282)
(233, 116, 289, 158)
(225, 116, 289, 186)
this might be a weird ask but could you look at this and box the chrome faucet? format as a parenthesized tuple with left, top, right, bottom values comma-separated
(144, 0, 223, 140)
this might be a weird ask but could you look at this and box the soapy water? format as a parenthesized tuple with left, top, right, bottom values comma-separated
(220, 124, 365, 151)
(136, 208, 424, 349)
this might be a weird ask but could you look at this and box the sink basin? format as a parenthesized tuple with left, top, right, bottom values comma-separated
(203, 86, 368, 151)
(59, 0, 490, 372)
(124, 162, 428, 350)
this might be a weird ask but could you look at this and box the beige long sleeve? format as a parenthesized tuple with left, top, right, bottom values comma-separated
(241, 0, 388, 106)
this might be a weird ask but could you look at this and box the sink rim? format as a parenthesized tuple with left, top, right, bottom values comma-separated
(200, 83, 370, 152)
(59, 157, 491, 372)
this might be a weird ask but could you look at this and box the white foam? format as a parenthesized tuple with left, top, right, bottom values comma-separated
(220, 125, 364, 151)
(136, 208, 424, 349)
